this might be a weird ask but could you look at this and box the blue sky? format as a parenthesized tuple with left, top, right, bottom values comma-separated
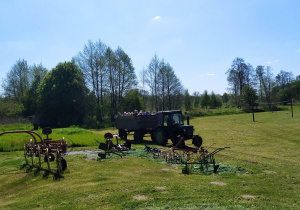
(1, 0, 300, 95)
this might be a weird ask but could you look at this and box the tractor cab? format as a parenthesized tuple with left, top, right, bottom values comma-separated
(159, 111, 194, 145)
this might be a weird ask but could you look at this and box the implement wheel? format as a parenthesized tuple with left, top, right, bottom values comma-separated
(44, 153, 55, 162)
(61, 158, 67, 171)
(154, 128, 167, 146)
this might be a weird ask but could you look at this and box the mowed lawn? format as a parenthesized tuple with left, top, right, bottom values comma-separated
(0, 107, 299, 209)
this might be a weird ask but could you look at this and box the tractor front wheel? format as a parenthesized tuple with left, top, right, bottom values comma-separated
(192, 135, 203, 148)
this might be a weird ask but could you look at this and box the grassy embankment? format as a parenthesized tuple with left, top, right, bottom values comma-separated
(0, 105, 299, 209)
(0, 125, 114, 152)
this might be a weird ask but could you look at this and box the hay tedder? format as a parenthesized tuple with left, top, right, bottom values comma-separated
(96, 132, 132, 159)
(144, 135, 230, 174)
(0, 127, 68, 178)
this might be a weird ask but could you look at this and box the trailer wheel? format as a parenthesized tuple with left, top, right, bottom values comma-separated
(119, 129, 127, 140)
(151, 132, 155, 142)
(154, 128, 167, 146)
(134, 131, 144, 142)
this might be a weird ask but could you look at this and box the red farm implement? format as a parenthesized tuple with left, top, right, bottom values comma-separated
(0, 127, 68, 178)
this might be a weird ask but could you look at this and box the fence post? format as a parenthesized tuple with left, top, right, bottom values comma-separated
(291, 98, 293, 118)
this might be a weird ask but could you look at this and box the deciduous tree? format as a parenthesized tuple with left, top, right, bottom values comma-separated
(241, 85, 258, 108)
(275, 70, 294, 90)
(76, 40, 108, 123)
(2, 59, 30, 101)
(23, 63, 48, 116)
(184, 90, 191, 111)
(210, 91, 222, 108)
(114, 47, 137, 104)
(222, 92, 229, 107)
(291, 75, 300, 101)
(255, 66, 276, 108)
(37, 61, 88, 127)
(146, 54, 160, 111)
(226, 58, 253, 105)
(192, 91, 201, 108)
(201, 90, 210, 109)
(158, 61, 183, 110)
(122, 89, 144, 112)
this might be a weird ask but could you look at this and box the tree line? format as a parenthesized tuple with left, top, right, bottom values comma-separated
(1, 45, 300, 128)
(0, 40, 186, 128)
(225, 57, 300, 109)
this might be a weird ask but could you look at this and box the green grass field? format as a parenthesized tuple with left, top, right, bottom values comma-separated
(0, 106, 299, 209)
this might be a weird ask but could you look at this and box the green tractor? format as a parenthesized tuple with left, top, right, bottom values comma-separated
(115, 110, 202, 148)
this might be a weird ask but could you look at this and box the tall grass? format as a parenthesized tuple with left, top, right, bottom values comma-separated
(187, 104, 293, 118)
(54, 125, 91, 135)
(0, 125, 105, 152)
(0, 123, 33, 132)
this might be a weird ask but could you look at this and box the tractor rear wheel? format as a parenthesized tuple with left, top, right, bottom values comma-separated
(154, 128, 167, 146)
(134, 131, 144, 142)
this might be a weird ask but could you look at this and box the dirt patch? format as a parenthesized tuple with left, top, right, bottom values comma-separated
(263, 170, 277, 174)
(242, 194, 255, 199)
(210, 181, 227, 186)
(161, 168, 169, 171)
(133, 195, 147, 200)
(155, 186, 167, 190)
(67, 150, 98, 155)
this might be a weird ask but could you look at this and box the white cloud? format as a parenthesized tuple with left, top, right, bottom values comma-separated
(152, 16, 161, 21)
(197, 73, 216, 78)
(267, 59, 280, 64)
(297, 50, 300, 52)
(207, 73, 215, 76)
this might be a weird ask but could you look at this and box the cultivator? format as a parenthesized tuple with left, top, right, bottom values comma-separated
(144, 136, 230, 174)
(96, 133, 131, 159)
(0, 127, 68, 178)
(180, 146, 230, 174)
